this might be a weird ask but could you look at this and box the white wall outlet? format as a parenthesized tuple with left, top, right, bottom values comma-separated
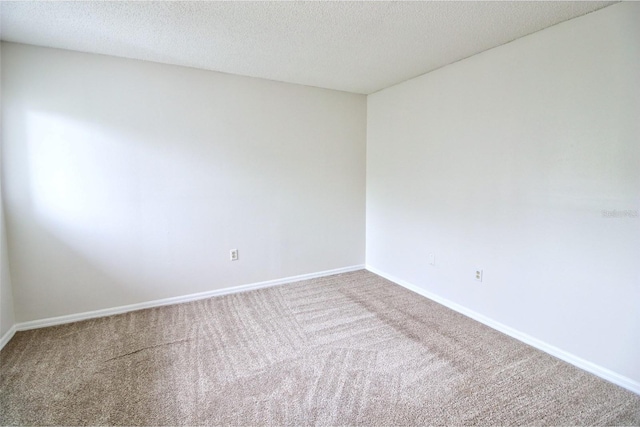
(428, 253, 435, 266)
(230, 249, 238, 261)
(475, 268, 483, 282)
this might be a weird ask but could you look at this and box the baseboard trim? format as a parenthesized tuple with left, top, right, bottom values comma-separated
(0, 325, 17, 351)
(14, 264, 365, 332)
(366, 265, 640, 396)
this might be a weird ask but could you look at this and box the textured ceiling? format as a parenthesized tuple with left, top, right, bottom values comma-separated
(0, 1, 615, 94)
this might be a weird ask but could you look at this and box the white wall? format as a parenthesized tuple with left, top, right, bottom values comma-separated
(1, 42, 366, 322)
(0, 44, 16, 339)
(367, 2, 640, 385)
(0, 195, 15, 339)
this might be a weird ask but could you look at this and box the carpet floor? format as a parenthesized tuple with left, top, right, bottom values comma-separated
(1, 270, 639, 425)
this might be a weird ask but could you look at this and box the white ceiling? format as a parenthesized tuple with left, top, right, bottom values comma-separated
(0, 1, 615, 94)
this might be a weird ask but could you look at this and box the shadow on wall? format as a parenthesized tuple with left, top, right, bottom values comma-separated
(7, 106, 243, 320)
(8, 109, 181, 319)
(24, 110, 178, 284)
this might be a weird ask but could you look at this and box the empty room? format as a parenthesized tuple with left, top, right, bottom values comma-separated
(1, 1, 639, 425)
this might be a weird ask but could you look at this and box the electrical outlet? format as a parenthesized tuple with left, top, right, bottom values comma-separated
(230, 249, 238, 261)
(475, 268, 483, 282)
(428, 253, 435, 266)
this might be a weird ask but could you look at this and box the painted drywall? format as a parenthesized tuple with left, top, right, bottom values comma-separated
(0, 196, 15, 339)
(0, 44, 16, 340)
(367, 1, 640, 385)
(1, 42, 366, 322)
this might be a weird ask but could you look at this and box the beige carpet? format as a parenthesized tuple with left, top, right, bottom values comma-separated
(1, 270, 639, 426)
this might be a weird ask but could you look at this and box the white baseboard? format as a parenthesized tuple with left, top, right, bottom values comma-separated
(0, 325, 17, 350)
(366, 265, 640, 396)
(12, 264, 365, 334)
